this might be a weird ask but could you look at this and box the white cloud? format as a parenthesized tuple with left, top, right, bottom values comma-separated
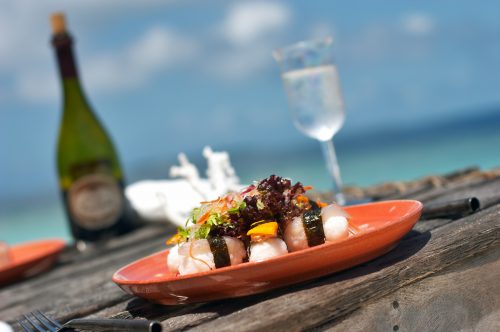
(0, 0, 177, 65)
(401, 13, 434, 36)
(207, 47, 272, 80)
(207, 1, 291, 80)
(1, 0, 292, 103)
(84, 26, 197, 93)
(13, 26, 196, 102)
(222, 1, 291, 46)
(0, 0, 184, 104)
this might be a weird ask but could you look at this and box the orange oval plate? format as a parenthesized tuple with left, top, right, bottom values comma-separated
(113, 200, 422, 305)
(0, 239, 66, 286)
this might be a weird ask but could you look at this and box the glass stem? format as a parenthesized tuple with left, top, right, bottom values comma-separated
(320, 139, 345, 205)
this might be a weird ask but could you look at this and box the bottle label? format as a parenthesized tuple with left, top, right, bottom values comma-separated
(68, 174, 123, 230)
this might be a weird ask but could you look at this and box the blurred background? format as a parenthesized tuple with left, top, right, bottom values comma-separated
(1, 0, 500, 244)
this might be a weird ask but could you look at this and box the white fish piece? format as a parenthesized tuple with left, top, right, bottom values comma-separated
(321, 203, 349, 241)
(322, 215, 349, 241)
(321, 203, 351, 220)
(176, 237, 246, 276)
(166, 244, 180, 274)
(178, 239, 215, 275)
(283, 216, 309, 252)
(284, 203, 350, 252)
(249, 238, 288, 262)
(223, 236, 247, 266)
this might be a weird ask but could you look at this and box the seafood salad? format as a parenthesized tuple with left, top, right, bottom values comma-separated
(166, 175, 357, 276)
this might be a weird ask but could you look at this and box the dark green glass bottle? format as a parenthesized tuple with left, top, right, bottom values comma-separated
(51, 13, 132, 242)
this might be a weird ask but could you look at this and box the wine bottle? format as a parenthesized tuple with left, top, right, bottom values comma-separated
(50, 13, 133, 243)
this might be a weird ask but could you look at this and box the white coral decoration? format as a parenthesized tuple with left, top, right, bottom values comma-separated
(203, 146, 241, 194)
(126, 147, 242, 226)
(170, 152, 207, 200)
(169, 147, 241, 200)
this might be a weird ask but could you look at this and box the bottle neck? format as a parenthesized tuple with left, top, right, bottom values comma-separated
(52, 33, 88, 110)
(52, 32, 79, 80)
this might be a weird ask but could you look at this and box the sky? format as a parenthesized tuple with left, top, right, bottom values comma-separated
(1, 0, 500, 205)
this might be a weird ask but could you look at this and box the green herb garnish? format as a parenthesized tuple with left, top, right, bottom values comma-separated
(194, 223, 211, 239)
(228, 201, 247, 214)
(207, 212, 226, 226)
(177, 226, 190, 241)
(187, 207, 202, 225)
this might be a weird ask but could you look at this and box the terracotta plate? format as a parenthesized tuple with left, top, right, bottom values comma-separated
(0, 239, 66, 286)
(113, 200, 422, 305)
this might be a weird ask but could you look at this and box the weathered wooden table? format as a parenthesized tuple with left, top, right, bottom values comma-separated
(1, 167, 499, 331)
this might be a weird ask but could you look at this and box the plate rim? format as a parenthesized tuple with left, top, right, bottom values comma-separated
(0, 238, 66, 274)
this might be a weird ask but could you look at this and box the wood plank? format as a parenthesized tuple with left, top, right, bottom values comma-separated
(408, 218, 452, 237)
(0, 224, 172, 304)
(2, 168, 499, 329)
(185, 204, 500, 332)
(408, 177, 500, 207)
(342, 167, 491, 201)
(325, 248, 500, 332)
(0, 239, 167, 321)
(0, 225, 172, 311)
(77, 217, 455, 325)
(34, 180, 500, 328)
(58, 223, 174, 264)
(90, 213, 489, 330)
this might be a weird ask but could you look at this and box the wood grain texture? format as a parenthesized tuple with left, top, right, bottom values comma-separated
(409, 177, 500, 207)
(325, 249, 500, 332)
(0, 223, 171, 306)
(186, 205, 500, 332)
(343, 167, 496, 201)
(1, 168, 499, 332)
(0, 226, 171, 321)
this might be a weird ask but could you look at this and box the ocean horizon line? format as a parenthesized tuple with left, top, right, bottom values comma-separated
(1, 107, 500, 209)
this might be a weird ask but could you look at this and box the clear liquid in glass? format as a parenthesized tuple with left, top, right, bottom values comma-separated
(282, 65, 345, 142)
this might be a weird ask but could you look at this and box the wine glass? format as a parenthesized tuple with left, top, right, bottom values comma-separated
(273, 37, 346, 205)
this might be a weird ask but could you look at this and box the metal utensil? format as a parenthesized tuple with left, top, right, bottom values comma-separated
(18, 310, 162, 332)
(421, 197, 480, 220)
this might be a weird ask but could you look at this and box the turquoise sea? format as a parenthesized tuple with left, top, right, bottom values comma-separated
(2, 115, 500, 245)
